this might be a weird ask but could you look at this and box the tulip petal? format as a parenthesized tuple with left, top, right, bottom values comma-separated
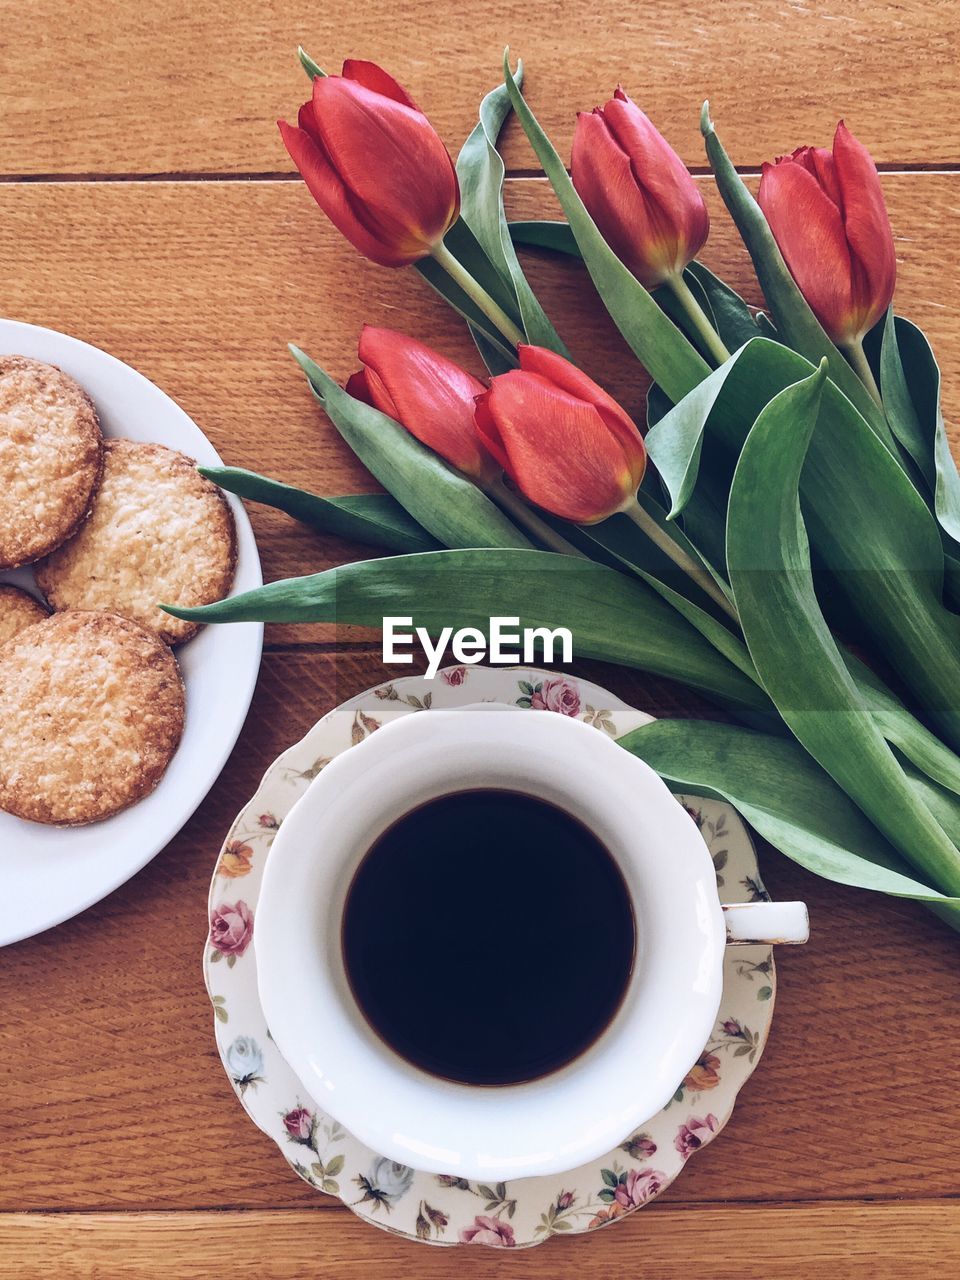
(477, 371, 639, 523)
(571, 110, 664, 286)
(311, 76, 459, 255)
(341, 59, 420, 109)
(831, 121, 896, 332)
(601, 93, 709, 264)
(279, 119, 407, 266)
(517, 345, 636, 435)
(758, 159, 857, 343)
(358, 326, 490, 480)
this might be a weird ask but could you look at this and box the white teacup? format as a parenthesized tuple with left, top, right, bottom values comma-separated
(256, 704, 807, 1180)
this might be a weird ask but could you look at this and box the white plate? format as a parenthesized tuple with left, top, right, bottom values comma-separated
(0, 318, 263, 946)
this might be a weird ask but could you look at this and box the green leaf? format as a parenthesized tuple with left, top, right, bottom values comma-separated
(297, 46, 326, 79)
(880, 311, 960, 546)
(725, 361, 960, 895)
(414, 217, 520, 370)
(700, 105, 897, 452)
(457, 69, 568, 354)
(503, 54, 709, 402)
(645, 355, 743, 519)
(288, 345, 531, 550)
(618, 719, 960, 904)
(199, 467, 439, 554)
(685, 262, 762, 351)
(325, 1154, 345, 1177)
(163, 548, 772, 716)
(757, 986, 772, 1001)
(648, 336, 960, 753)
(601, 1168, 618, 1188)
(508, 220, 580, 256)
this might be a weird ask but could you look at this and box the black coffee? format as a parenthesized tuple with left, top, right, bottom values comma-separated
(341, 789, 635, 1086)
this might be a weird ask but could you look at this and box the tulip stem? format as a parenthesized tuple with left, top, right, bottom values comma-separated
(623, 501, 739, 622)
(431, 240, 526, 349)
(665, 273, 731, 365)
(488, 479, 589, 558)
(843, 339, 884, 408)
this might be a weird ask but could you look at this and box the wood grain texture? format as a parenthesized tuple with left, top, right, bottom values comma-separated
(1, 1, 959, 176)
(2, 1202, 959, 1280)
(1, 649, 958, 1220)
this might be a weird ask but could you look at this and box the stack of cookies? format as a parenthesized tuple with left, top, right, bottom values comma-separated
(0, 356, 237, 826)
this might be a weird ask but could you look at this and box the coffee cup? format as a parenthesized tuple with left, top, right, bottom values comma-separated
(256, 703, 807, 1180)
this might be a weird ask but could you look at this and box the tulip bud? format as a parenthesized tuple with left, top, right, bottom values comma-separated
(758, 122, 896, 346)
(571, 88, 709, 289)
(347, 326, 497, 484)
(279, 60, 460, 267)
(474, 346, 646, 524)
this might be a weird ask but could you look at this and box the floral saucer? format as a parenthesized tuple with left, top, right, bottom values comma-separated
(204, 666, 776, 1249)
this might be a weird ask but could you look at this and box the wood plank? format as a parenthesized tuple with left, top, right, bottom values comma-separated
(1, 2, 959, 176)
(0, 647, 958, 1214)
(0, 176, 958, 645)
(1, 1202, 958, 1279)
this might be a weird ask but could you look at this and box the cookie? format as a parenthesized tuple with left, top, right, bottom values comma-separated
(36, 439, 236, 645)
(0, 584, 48, 647)
(0, 356, 103, 569)
(0, 611, 185, 826)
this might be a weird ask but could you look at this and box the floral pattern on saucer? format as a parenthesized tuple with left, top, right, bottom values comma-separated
(204, 666, 776, 1249)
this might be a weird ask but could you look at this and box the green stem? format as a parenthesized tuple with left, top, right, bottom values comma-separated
(622, 501, 740, 622)
(430, 240, 525, 348)
(487, 478, 588, 558)
(842, 337, 884, 408)
(665, 272, 731, 365)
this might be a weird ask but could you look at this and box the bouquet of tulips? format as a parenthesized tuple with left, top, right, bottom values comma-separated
(169, 50, 960, 934)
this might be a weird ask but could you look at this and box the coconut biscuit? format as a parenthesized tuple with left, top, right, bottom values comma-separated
(0, 356, 104, 569)
(0, 584, 48, 647)
(36, 439, 236, 645)
(0, 611, 185, 826)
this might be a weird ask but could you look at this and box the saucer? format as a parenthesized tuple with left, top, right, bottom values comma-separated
(204, 666, 776, 1249)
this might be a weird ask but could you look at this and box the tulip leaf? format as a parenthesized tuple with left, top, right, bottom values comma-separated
(457, 70, 569, 355)
(726, 361, 960, 895)
(198, 466, 439, 554)
(297, 46, 326, 79)
(503, 54, 709, 403)
(700, 105, 898, 455)
(619, 719, 960, 906)
(685, 262, 762, 351)
(571, 509, 757, 685)
(509, 220, 581, 256)
(289, 345, 532, 550)
(163, 548, 772, 716)
(642, 335, 960, 752)
(880, 311, 960, 547)
(645, 354, 742, 519)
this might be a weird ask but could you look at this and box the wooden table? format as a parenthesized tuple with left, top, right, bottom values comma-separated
(1, 3, 959, 1276)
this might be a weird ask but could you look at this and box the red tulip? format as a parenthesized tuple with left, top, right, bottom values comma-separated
(571, 88, 709, 289)
(758, 122, 896, 346)
(279, 60, 459, 267)
(346, 326, 495, 483)
(474, 346, 646, 524)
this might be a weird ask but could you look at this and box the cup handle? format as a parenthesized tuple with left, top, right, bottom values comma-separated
(722, 901, 809, 945)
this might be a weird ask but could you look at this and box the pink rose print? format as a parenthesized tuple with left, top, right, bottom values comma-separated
(614, 1167, 665, 1208)
(209, 900, 254, 957)
(675, 1114, 719, 1159)
(556, 1190, 575, 1210)
(283, 1107, 314, 1142)
(441, 666, 467, 686)
(459, 1215, 517, 1247)
(258, 812, 280, 830)
(721, 1018, 744, 1038)
(530, 677, 581, 717)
